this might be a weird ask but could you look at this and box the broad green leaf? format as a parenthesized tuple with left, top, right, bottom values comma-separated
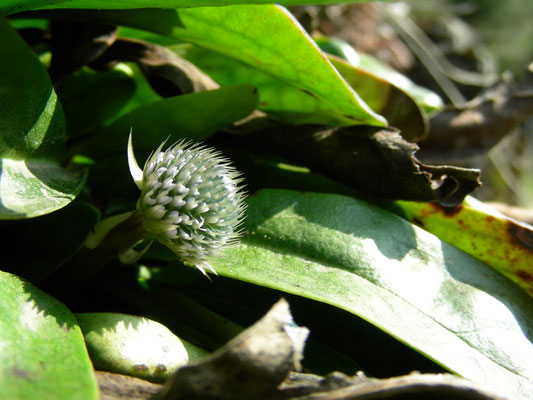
(32, 6, 387, 126)
(159, 5, 384, 126)
(210, 189, 533, 400)
(394, 197, 533, 298)
(175, 41, 430, 138)
(74, 84, 258, 158)
(0, 17, 63, 159)
(356, 52, 444, 113)
(0, 17, 65, 159)
(176, 44, 422, 130)
(175, 44, 351, 125)
(0, 270, 98, 400)
(327, 55, 427, 141)
(0, 16, 85, 219)
(2, 0, 389, 15)
(236, 154, 533, 298)
(0, 155, 85, 217)
(0, 158, 86, 219)
(76, 313, 190, 382)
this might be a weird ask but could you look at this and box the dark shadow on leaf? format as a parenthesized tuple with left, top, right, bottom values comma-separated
(75, 312, 145, 337)
(292, 193, 416, 263)
(59, 67, 136, 140)
(243, 190, 416, 274)
(19, 278, 78, 330)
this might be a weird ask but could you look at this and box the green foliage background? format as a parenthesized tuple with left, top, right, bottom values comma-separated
(1, 1, 532, 399)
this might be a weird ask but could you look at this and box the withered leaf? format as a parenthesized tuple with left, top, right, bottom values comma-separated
(234, 124, 480, 206)
(157, 299, 308, 400)
(420, 75, 533, 164)
(91, 37, 219, 97)
(281, 372, 509, 400)
(49, 20, 118, 85)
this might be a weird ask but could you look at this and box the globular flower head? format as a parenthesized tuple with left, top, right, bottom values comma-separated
(132, 138, 246, 275)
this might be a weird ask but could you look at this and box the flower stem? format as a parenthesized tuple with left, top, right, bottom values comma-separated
(41, 210, 149, 290)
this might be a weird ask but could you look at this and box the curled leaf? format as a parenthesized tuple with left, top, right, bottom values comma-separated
(419, 77, 533, 164)
(49, 20, 118, 84)
(91, 37, 219, 96)
(158, 298, 309, 400)
(235, 124, 481, 205)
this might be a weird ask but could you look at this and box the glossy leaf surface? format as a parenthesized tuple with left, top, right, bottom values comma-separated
(0, 16, 85, 219)
(355, 52, 444, 113)
(76, 312, 189, 382)
(75, 84, 258, 158)
(0, 271, 98, 400)
(177, 44, 414, 128)
(31, 6, 386, 126)
(2, 0, 389, 15)
(0, 158, 86, 219)
(328, 55, 427, 141)
(211, 189, 533, 400)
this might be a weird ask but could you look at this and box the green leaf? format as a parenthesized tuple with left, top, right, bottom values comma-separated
(315, 37, 443, 114)
(0, 16, 85, 219)
(2, 0, 390, 16)
(356, 52, 444, 113)
(315, 36, 441, 116)
(178, 41, 431, 136)
(210, 189, 533, 400)
(0, 158, 86, 219)
(60, 64, 162, 140)
(0, 270, 98, 400)
(74, 84, 258, 158)
(175, 44, 340, 125)
(394, 197, 533, 298)
(76, 313, 190, 382)
(176, 44, 398, 127)
(327, 55, 427, 141)
(31, 6, 387, 126)
(0, 17, 63, 159)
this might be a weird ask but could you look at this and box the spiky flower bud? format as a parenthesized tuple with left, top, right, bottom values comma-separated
(129, 137, 246, 275)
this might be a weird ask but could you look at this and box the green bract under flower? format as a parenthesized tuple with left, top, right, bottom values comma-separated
(130, 138, 246, 275)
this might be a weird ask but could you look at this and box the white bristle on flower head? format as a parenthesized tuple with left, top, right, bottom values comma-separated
(130, 136, 246, 275)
